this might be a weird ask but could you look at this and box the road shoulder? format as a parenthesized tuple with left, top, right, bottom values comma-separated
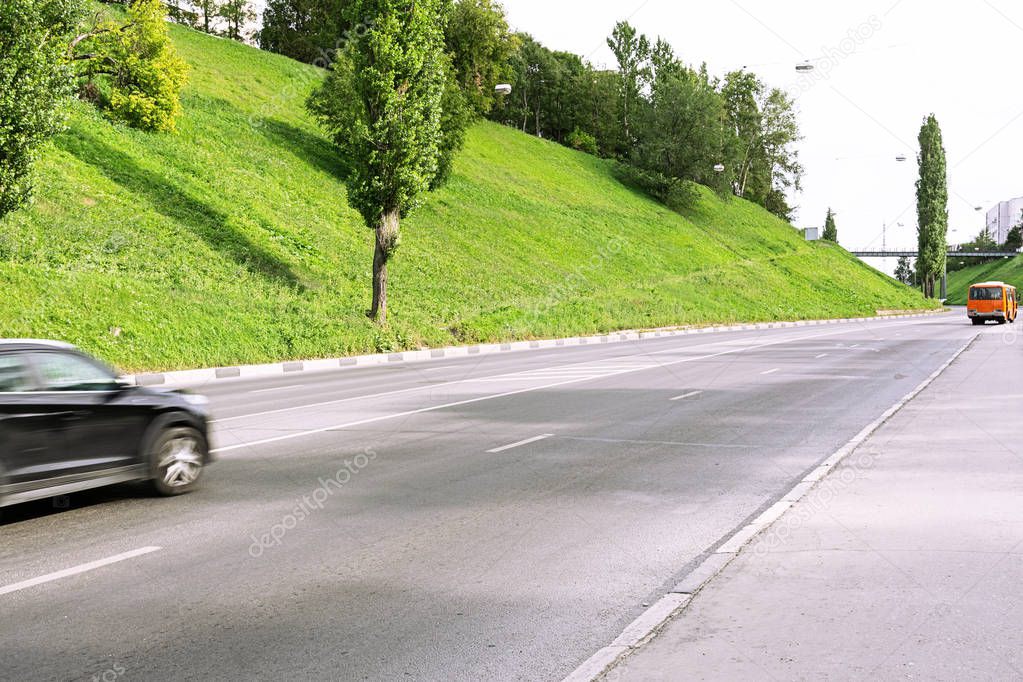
(600, 330, 1023, 680)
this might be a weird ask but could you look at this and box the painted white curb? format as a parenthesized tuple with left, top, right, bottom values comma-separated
(126, 310, 947, 389)
(561, 330, 979, 682)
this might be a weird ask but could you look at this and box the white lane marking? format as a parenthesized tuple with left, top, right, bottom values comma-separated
(248, 384, 303, 394)
(481, 375, 602, 381)
(213, 323, 934, 427)
(521, 370, 618, 376)
(815, 353, 828, 359)
(486, 434, 554, 453)
(0, 547, 161, 597)
(848, 344, 861, 349)
(212, 329, 866, 453)
(761, 368, 780, 375)
(670, 391, 703, 401)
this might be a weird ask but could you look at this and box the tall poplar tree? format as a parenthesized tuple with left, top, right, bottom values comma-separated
(916, 114, 948, 298)
(308, 0, 451, 324)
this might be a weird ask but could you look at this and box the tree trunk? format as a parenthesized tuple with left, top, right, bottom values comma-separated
(370, 210, 400, 324)
(623, 85, 630, 144)
(521, 90, 528, 133)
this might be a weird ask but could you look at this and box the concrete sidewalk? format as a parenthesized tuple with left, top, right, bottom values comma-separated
(605, 330, 1023, 681)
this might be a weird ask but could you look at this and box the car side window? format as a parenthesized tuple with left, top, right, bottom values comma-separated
(0, 354, 34, 393)
(29, 352, 117, 392)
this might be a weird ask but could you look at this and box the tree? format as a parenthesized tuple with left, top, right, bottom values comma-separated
(753, 88, 802, 221)
(915, 114, 948, 298)
(432, 57, 474, 189)
(822, 208, 838, 241)
(308, 0, 451, 324)
(259, 0, 352, 65)
(579, 69, 622, 157)
(894, 256, 914, 285)
(647, 37, 684, 90)
(1004, 224, 1022, 252)
(0, 0, 85, 220)
(607, 21, 649, 152)
(73, 0, 189, 133)
(193, 0, 222, 34)
(632, 65, 727, 204)
(720, 72, 802, 220)
(444, 0, 511, 115)
(721, 70, 763, 198)
(219, 0, 255, 41)
(948, 229, 1000, 273)
(500, 34, 556, 136)
(433, 0, 512, 189)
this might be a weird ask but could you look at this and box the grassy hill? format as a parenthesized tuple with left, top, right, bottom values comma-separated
(947, 257, 1023, 304)
(0, 23, 937, 372)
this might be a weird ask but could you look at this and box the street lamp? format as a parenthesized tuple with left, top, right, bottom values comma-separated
(795, 61, 814, 72)
(713, 163, 726, 173)
(895, 154, 908, 162)
(495, 84, 512, 96)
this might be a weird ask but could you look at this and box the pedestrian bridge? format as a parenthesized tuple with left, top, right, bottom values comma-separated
(851, 249, 1020, 258)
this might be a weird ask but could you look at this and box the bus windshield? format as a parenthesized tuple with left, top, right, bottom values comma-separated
(970, 287, 1004, 301)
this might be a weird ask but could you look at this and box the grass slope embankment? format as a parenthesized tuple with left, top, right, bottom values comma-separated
(0, 23, 937, 372)
(947, 257, 1023, 304)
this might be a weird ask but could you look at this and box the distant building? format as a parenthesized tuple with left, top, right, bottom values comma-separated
(985, 198, 1023, 245)
(803, 227, 820, 241)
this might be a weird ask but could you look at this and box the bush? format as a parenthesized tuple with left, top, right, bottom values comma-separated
(75, 0, 189, 133)
(611, 162, 698, 212)
(567, 128, 598, 156)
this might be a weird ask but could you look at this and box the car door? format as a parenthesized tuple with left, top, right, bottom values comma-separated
(0, 351, 68, 486)
(26, 350, 150, 476)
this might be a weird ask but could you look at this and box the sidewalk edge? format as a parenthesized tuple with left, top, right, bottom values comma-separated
(125, 310, 947, 389)
(561, 330, 980, 682)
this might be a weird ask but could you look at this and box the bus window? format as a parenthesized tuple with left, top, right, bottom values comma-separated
(969, 287, 1003, 301)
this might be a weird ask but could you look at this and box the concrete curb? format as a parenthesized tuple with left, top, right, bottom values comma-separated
(127, 310, 947, 389)
(561, 329, 979, 682)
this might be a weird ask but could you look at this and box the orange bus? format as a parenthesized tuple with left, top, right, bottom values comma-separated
(967, 281, 1018, 325)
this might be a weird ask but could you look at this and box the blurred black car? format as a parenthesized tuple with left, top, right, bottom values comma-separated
(0, 340, 211, 508)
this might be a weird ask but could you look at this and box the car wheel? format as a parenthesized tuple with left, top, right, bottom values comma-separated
(998, 317, 1008, 325)
(150, 426, 206, 496)
(972, 318, 984, 326)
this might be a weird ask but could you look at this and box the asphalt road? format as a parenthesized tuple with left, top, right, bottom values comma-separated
(0, 311, 987, 681)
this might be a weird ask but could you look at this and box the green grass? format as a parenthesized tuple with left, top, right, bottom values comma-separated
(0, 23, 937, 372)
(947, 257, 1023, 304)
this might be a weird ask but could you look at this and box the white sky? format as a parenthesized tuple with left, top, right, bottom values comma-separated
(498, 0, 1023, 256)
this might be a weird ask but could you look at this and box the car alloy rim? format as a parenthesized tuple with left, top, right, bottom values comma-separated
(158, 435, 203, 487)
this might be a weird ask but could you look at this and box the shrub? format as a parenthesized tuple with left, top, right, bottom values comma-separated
(611, 162, 698, 212)
(75, 0, 189, 132)
(567, 128, 598, 156)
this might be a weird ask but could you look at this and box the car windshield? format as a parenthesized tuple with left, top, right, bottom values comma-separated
(970, 287, 1003, 301)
